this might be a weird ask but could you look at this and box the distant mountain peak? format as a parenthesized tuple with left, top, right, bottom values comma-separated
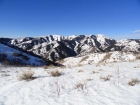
(96, 34, 109, 39)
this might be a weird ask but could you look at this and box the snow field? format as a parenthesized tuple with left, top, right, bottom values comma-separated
(0, 60, 140, 105)
(62, 51, 136, 67)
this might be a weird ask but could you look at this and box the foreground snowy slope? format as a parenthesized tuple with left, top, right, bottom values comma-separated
(0, 60, 140, 105)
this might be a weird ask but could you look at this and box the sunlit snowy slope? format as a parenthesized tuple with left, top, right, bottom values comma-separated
(0, 60, 140, 105)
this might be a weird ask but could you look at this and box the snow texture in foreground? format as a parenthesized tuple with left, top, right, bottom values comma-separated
(0, 60, 140, 105)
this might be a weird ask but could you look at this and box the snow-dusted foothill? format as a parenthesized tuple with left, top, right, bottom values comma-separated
(60, 51, 137, 67)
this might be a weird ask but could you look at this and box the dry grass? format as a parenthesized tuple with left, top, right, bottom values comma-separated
(80, 56, 89, 63)
(98, 53, 112, 64)
(67, 65, 72, 68)
(128, 78, 139, 86)
(57, 59, 65, 64)
(115, 66, 121, 86)
(92, 71, 96, 74)
(92, 71, 98, 74)
(100, 75, 112, 81)
(48, 65, 57, 69)
(43, 66, 48, 69)
(75, 81, 88, 90)
(59, 65, 66, 69)
(18, 70, 35, 81)
(98, 69, 103, 71)
(1, 72, 10, 77)
(136, 55, 140, 60)
(50, 81, 62, 97)
(86, 78, 93, 81)
(134, 65, 140, 68)
(77, 64, 83, 67)
(50, 70, 62, 77)
(76, 83, 84, 90)
(78, 70, 83, 72)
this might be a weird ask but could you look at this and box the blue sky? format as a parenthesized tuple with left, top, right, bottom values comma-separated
(0, 0, 140, 39)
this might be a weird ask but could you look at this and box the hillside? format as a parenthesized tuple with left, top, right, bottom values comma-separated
(60, 51, 137, 67)
(0, 43, 45, 66)
(0, 60, 140, 105)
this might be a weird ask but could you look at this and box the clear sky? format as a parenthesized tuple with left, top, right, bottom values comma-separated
(0, 0, 140, 39)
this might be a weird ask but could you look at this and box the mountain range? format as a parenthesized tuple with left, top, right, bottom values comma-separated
(0, 34, 140, 62)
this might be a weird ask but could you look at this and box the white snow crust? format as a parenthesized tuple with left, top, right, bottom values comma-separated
(0, 59, 140, 105)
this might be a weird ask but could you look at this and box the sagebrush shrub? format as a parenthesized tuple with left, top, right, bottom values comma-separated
(76, 83, 84, 90)
(100, 75, 112, 81)
(128, 78, 139, 86)
(18, 70, 35, 81)
(50, 70, 61, 77)
(75, 81, 88, 90)
(43, 66, 48, 69)
(78, 70, 83, 72)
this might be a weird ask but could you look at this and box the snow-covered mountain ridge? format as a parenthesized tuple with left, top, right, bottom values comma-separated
(1, 34, 140, 61)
